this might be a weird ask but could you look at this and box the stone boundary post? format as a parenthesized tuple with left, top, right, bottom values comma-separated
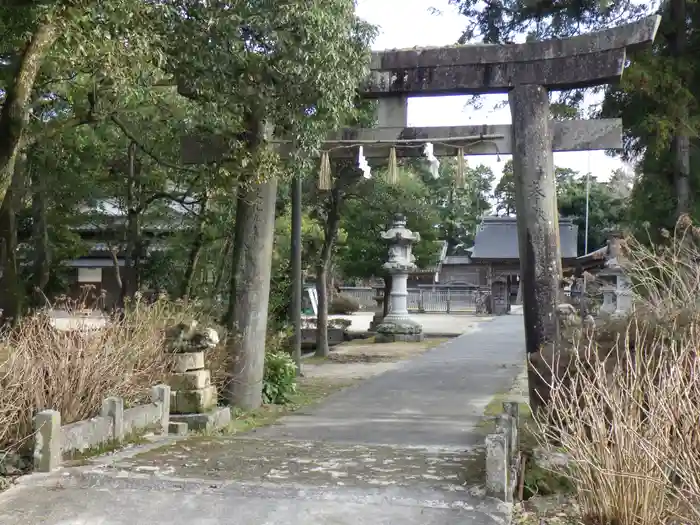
(485, 401, 521, 502)
(101, 397, 124, 442)
(151, 384, 171, 435)
(33, 410, 61, 473)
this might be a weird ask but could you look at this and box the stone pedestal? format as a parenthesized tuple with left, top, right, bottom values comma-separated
(170, 358, 217, 414)
(600, 284, 617, 315)
(166, 322, 231, 432)
(375, 215, 423, 344)
(600, 269, 632, 317)
(616, 273, 633, 313)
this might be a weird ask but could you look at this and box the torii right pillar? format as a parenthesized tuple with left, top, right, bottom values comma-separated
(505, 17, 660, 413)
(363, 15, 661, 412)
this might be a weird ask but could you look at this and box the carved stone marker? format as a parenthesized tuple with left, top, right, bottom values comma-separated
(165, 321, 232, 432)
(375, 215, 423, 344)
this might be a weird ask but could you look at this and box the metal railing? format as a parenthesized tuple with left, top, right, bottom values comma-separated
(408, 288, 488, 313)
(339, 286, 489, 314)
(338, 287, 375, 308)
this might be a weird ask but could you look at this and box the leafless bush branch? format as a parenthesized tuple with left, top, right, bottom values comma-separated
(0, 297, 209, 454)
(530, 216, 700, 524)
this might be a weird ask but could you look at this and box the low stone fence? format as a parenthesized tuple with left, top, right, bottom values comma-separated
(33, 384, 171, 473)
(485, 401, 520, 502)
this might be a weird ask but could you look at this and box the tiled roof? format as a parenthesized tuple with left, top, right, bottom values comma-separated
(468, 216, 579, 260)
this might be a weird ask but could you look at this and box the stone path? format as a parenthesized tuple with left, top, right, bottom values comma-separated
(0, 315, 526, 525)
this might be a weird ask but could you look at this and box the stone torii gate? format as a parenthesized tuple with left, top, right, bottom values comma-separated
(360, 16, 659, 386)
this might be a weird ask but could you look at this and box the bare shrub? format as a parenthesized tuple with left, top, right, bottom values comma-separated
(531, 216, 700, 524)
(623, 214, 700, 321)
(0, 296, 204, 453)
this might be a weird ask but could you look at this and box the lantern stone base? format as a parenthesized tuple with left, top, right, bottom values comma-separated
(369, 312, 385, 332)
(374, 318, 424, 343)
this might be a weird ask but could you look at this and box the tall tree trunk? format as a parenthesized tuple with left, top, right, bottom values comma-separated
(315, 266, 330, 357)
(127, 208, 142, 296)
(0, 159, 27, 322)
(672, 136, 690, 216)
(290, 174, 303, 374)
(214, 236, 232, 300)
(315, 188, 342, 358)
(226, 178, 278, 410)
(224, 199, 247, 329)
(181, 194, 209, 299)
(0, 23, 58, 323)
(225, 114, 277, 410)
(669, 0, 691, 217)
(30, 154, 50, 305)
(109, 247, 123, 292)
(120, 142, 140, 304)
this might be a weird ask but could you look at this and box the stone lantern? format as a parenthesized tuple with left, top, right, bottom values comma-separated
(375, 214, 424, 343)
(599, 233, 633, 316)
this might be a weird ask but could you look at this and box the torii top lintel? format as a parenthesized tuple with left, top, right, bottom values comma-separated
(362, 15, 660, 97)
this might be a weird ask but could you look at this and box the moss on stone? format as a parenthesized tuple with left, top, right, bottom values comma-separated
(63, 432, 151, 464)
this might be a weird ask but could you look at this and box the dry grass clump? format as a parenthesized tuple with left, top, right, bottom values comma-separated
(532, 216, 700, 525)
(0, 296, 206, 453)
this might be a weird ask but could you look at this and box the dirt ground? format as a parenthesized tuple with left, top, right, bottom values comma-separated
(301, 338, 448, 380)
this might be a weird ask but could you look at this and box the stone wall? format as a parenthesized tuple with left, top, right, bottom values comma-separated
(33, 384, 171, 473)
